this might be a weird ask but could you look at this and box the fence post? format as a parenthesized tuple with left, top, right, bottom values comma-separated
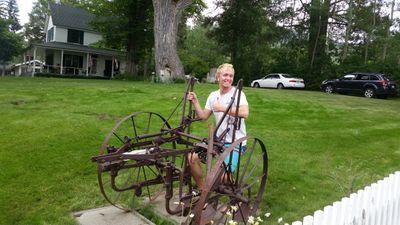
(303, 215, 313, 225)
(313, 210, 323, 225)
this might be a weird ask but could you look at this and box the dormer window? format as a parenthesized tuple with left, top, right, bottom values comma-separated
(47, 27, 54, 42)
(67, 29, 84, 44)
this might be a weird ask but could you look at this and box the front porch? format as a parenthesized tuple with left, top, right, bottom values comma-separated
(18, 42, 126, 78)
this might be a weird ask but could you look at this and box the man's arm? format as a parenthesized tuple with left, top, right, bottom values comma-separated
(188, 92, 212, 121)
(213, 101, 249, 119)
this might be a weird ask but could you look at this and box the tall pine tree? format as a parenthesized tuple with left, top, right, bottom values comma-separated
(7, 0, 21, 32)
(24, 0, 50, 43)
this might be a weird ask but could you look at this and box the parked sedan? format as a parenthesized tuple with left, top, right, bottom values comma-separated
(320, 72, 398, 98)
(250, 73, 305, 89)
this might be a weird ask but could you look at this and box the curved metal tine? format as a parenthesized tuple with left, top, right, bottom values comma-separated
(239, 140, 257, 185)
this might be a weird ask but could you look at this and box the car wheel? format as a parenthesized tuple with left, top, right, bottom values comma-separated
(277, 83, 284, 89)
(253, 83, 260, 88)
(364, 88, 375, 98)
(324, 85, 334, 94)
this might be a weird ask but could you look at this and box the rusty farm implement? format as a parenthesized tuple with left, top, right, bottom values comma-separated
(91, 78, 269, 224)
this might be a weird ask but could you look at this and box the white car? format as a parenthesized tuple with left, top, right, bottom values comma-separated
(250, 73, 305, 89)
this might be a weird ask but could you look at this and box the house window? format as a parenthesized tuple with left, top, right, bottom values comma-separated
(67, 29, 84, 44)
(63, 54, 83, 74)
(47, 27, 54, 42)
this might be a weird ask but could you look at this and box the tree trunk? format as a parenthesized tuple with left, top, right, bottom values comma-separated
(365, 0, 376, 64)
(1, 63, 5, 76)
(152, 0, 191, 82)
(341, 0, 353, 62)
(382, 0, 394, 62)
(126, 35, 138, 76)
(308, 0, 330, 74)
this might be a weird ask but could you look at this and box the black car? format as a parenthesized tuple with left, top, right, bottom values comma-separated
(320, 72, 398, 98)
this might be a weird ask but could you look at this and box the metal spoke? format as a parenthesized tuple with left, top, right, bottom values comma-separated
(239, 140, 257, 185)
(113, 132, 124, 144)
(142, 167, 151, 200)
(131, 117, 138, 141)
(146, 113, 152, 134)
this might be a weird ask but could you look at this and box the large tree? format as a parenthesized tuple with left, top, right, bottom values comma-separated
(24, 0, 50, 43)
(0, 18, 23, 75)
(152, 0, 195, 81)
(0, 0, 7, 19)
(89, 0, 154, 77)
(6, 0, 21, 31)
(206, 0, 269, 83)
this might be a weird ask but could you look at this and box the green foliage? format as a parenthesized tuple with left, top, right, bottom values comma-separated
(23, 0, 50, 43)
(6, 0, 21, 31)
(0, 18, 23, 63)
(87, 0, 154, 76)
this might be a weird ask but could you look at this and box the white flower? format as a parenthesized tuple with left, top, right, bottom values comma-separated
(228, 220, 237, 225)
(278, 217, 283, 223)
(231, 205, 238, 212)
(265, 212, 271, 218)
(257, 216, 263, 222)
(226, 211, 233, 218)
(284, 223, 289, 225)
(189, 213, 194, 218)
(254, 222, 259, 225)
(248, 216, 255, 224)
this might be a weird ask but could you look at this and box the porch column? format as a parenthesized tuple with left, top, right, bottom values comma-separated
(60, 50, 64, 75)
(86, 53, 89, 76)
(32, 47, 37, 77)
(111, 56, 114, 78)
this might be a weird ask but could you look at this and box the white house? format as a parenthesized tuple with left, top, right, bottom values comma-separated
(17, 2, 126, 77)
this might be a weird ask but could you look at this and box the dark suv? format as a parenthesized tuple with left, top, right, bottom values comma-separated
(320, 73, 398, 98)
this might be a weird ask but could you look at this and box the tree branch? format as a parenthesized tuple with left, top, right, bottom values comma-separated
(176, 0, 193, 11)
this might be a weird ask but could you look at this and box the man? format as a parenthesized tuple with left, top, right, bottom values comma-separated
(187, 63, 249, 191)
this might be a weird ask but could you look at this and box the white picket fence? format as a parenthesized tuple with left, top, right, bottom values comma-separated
(291, 171, 400, 225)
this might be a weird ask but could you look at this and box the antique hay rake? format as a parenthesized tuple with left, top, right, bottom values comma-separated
(91, 78, 269, 224)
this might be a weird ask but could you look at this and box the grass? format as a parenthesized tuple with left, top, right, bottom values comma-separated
(0, 77, 399, 224)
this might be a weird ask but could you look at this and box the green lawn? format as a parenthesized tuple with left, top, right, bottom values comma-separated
(0, 77, 399, 224)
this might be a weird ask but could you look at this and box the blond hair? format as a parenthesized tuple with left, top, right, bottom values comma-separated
(216, 63, 235, 77)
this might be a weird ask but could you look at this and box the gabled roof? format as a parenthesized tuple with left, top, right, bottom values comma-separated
(49, 3, 98, 33)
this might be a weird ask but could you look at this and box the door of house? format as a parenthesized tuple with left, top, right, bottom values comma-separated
(104, 60, 112, 77)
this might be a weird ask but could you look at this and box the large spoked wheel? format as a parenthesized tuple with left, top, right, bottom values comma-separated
(190, 137, 268, 225)
(97, 112, 175, 211)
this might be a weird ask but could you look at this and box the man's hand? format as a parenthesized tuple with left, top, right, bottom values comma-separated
(188, 92, 198, 104)
(213, 98, 225, 112)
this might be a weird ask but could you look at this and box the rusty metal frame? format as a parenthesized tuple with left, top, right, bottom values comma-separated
(91, 77, 268, 224)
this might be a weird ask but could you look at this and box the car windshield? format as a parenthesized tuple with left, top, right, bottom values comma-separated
(281, 74, 293, 78)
